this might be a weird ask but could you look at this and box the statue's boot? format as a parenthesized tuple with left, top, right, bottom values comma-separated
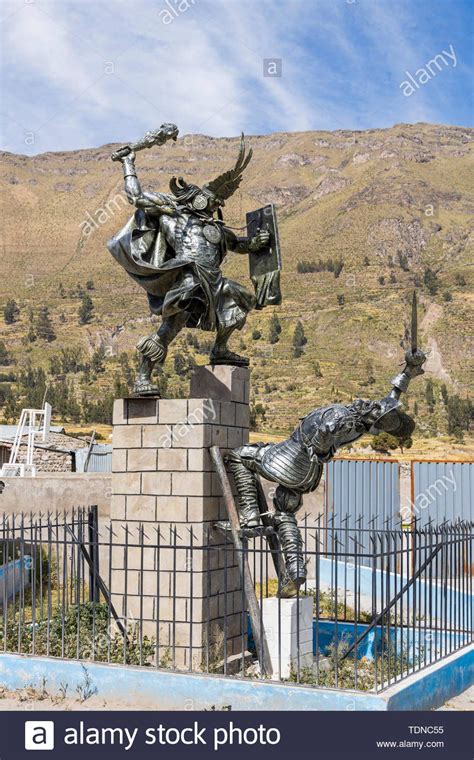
(133, 335, 167, 395)
(133, 312, 190, 396)
(210, 324, 249, 367)
(273, 512, 306, 598)
(210, 349, 249, 367)
(225, 452, 260, 528)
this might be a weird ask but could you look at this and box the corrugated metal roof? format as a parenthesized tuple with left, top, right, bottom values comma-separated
(0, 425, 64, 441)
(326, 458, 401, 530)
(74, 444, 113, 473)
(412, 461, 473, 525)
(325, 459, 401, 563)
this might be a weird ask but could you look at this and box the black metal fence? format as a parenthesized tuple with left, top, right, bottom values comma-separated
(1, 509, 472, 693)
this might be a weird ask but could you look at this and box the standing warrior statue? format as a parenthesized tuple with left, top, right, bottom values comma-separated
(226, 294, 426, 597)
(108, 123, 281, 395)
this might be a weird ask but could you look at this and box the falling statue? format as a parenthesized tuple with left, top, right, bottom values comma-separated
(108, 123, 281, 395)
(225, 294, 426, 597)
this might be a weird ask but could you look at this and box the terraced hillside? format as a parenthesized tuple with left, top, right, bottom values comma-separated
(0, 123, 472, 443)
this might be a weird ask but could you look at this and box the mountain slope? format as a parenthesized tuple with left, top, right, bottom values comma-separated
(0, 123, 472, 436)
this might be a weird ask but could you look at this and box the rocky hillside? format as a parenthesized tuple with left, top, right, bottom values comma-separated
(0, 123, 472, 438)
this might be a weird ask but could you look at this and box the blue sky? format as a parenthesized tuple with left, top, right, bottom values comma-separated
(1, 0, 472, 155)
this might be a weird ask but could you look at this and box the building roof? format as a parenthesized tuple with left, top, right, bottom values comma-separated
(75, 444, 113, 472)
(0, 425, 65, 441)
(0, 428, 90, 452)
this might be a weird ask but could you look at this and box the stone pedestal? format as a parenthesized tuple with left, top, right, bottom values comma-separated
(110, 365, 250, 669)
(261, 596, 314, 678)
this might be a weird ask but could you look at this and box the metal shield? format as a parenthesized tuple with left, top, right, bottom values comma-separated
(246, 203, 282, 308)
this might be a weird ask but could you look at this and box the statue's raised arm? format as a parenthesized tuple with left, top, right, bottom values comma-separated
(111, 123, 179, 211)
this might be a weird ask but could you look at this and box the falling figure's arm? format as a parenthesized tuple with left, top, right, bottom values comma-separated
(388, 348, 427, 401)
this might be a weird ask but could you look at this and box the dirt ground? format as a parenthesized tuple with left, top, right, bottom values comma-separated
(0, 686, 158, 712)
(436, 685, 474, 711)
(0, 684, 472, 712)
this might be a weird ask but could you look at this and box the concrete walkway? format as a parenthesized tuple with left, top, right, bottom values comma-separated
(437, 685, 474, 711)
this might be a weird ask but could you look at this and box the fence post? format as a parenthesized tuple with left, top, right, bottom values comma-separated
(88, 505, 99, 604)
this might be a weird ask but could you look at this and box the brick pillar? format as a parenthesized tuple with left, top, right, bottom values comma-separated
(110, 365, 249, 670)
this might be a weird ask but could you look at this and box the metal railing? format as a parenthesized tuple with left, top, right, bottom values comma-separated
(0, 509, 472, 693)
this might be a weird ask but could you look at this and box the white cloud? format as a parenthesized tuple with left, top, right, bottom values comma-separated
(1, 0, 325, 151)
(0, 0, 468, 154)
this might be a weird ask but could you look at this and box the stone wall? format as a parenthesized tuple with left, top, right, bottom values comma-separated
(0, 431, 90, 474)
(0, 473, 111, 519)
(16, 444, 73, 472)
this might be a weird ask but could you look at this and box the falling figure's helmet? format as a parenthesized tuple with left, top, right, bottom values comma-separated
(365, 397, 416, 439)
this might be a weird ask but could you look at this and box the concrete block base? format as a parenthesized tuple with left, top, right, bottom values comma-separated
(262, 596, 314, 679)
(110, 365, 250, 669)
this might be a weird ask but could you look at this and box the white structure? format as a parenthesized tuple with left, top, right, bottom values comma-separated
(261, 596, 314, 679)
(0, 403, 52, 477)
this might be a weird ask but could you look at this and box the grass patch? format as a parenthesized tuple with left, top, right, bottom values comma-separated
(1, 601, 155, 666)
(255, 580, 372, 623)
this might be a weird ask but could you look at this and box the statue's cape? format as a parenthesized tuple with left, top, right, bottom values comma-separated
(107, 209, 197, 315)
(107, 209, 254, 330)
(107, 209, 179, 283)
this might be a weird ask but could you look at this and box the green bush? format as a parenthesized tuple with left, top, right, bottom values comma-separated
(371, 432, 398, 453)
(1, 602, 155, 666)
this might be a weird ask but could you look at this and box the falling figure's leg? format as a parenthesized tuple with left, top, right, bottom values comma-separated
(272, 486, 306, 598)
(133, 311, 189, 395)
(226, 448, 261, 528)
(210, 323, 249, 367)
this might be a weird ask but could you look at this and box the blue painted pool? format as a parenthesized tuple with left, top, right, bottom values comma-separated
(248, 616, 470, 664)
